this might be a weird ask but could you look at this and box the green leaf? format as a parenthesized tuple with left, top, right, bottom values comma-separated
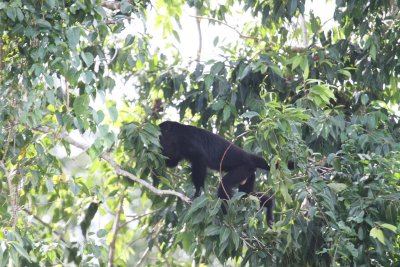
(327, 183, 347, 192)
(210, 62, 224, 75)
(238, 65, 252, 80)
(46, 0, 56, 8)
(204, 225, 220, 236)
(219, 226, 230, 244)
(213, 36, 219, 46)
(46, 179, 54, 192)
(81, 52, 94, 67)
(212, 100, 225, 111)
(6, 7, 16, 21)
(279, 183, 292, 204)
(242, 111, 259, 119)
(125, 34, 135, 46)
(120, 0, 132, 13)
(370, 227, 385, 244)
(337, 69, 352, 78)
(66, 27, 81, 49)
(108, 105, 118, 122)
(36, 19, 52, 29)
(10, 242, 31, 262)
(97, 229, 108, 238)
(83, 70, 94, 84)
(94, 5, 107, 18)
(204, 74, 214, 90)
(178, 232, 193, 252)
(270, 65, 283, 77)
(189, 196, 208, 213)
(361, 94, 369, 105)
(223, 105, 231, 121)
(380, 223, 397, 233)
(231, 230, 240, 250)
(16, 8, 23, 21)
(75, 178, 90, 195)
(303, 62, 309, 80)
(93, 110, 105, 125)
(70, 180, 81, 195)
(73, 95, 90, 116)
(369, 44, 376, 60)
(309, 85, 336, 106)
(287, 0, 297, 17)
(292, 55, 303, 70)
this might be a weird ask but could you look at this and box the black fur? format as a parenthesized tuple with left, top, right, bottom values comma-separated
(250, 192, 275, 226)
(159, 121, 275, 223)
(159, 121, 270, 198)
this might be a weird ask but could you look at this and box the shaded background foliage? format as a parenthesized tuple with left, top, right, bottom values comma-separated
(0, 0, 399, 266)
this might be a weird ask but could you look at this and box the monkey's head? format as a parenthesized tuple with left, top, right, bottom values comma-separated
(159, 121, 179, 159)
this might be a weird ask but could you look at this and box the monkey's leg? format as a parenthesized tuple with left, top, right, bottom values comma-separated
(166, 157, 180, 167)
(217, 166, 254, 200)
(251, 192, 275, 227)
(191, 160, 207, 199)
(238, 173, 255, 193)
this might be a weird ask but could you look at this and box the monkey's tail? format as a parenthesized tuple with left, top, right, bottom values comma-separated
(252, 155, 270, 171)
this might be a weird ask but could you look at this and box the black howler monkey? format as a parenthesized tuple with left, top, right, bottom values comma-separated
(159, 121, 274, 221)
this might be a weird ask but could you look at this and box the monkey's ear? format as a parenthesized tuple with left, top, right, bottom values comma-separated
(159, 121, 173, 133)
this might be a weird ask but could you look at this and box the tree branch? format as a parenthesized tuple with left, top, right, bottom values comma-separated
(0, 161, 18, 230)
(107, 191, 125, 267)
(195, 9, 202, 62)
(189, 15, 319, 53)
(0, 122, 18, 230)
(136, 223, 163, 267)
(299, 14, 309, 48)
(190, 15, 260, 41)
(22, 208, 68, 244)
(0, 40, 3, 79)
(102, 0, 121, 11)
(34, 126, 192, 204)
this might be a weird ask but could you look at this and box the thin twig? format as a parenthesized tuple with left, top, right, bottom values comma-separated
(218, 130, 252, 200)
(136, 222, 163, 267)
(137, 247, 150, 267)
(218, 142, 234, 200)
(119, 209, 160, 229)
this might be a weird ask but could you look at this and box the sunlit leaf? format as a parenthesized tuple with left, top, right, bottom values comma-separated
(380, 223, 397, 233)
(370, 227, 385, 244)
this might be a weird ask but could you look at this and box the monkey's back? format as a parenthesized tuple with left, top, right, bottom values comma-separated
(180, 124, 255, 171)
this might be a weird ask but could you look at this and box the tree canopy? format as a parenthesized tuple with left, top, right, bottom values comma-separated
(0, 0, 399, 266)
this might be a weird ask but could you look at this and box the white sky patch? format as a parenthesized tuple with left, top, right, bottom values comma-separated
(93, 1, 337, 115)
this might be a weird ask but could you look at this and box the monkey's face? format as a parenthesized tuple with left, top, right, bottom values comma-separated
(159, 122, 176, 159)
(159, 133, 173, 157)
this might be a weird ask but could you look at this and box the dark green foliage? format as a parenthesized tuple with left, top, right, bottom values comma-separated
(0, 0, 399, 266)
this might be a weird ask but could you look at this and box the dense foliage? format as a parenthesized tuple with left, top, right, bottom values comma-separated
(0, 0, 399, 266)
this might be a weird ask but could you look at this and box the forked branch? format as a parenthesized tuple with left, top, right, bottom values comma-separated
(35, 126, 192, 204)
